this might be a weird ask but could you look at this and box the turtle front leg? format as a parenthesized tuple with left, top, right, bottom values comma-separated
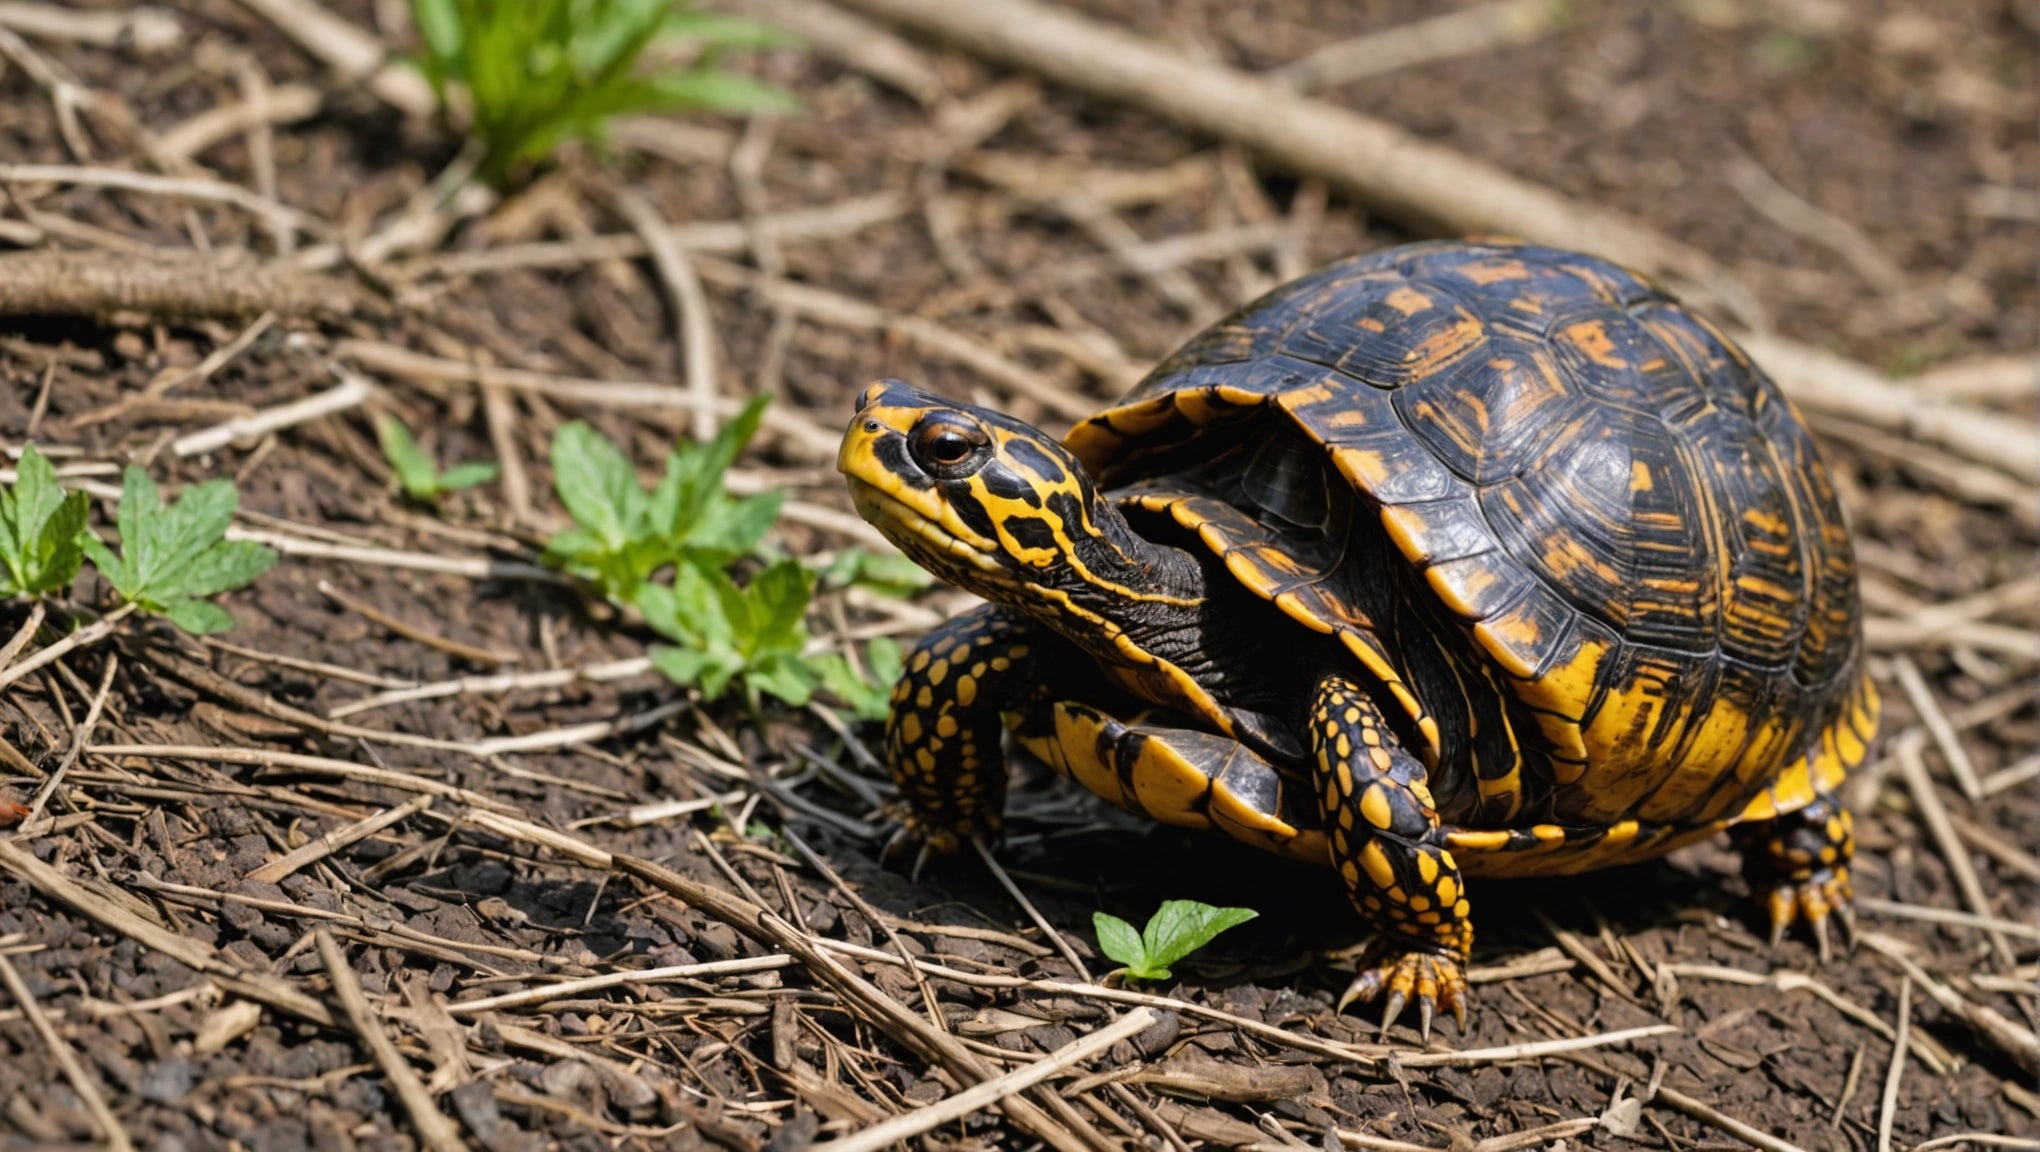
(1730, 790, 1856, 962)
(1311, 672, 1472, 1041)
(883, 604, 1042, 859)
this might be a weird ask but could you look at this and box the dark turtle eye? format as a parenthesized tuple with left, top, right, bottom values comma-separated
(909, 419, 988, 473)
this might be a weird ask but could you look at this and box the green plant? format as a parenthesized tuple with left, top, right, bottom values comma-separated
(0, 445, 88, 599)
(818, 547, 933, 598)
(375, 413, 499, 503)
(1093, 900, 1259, 981)
(81, 468, 279, 634)
(543, 398, 784, 603)
(635, 557, 899, 713)
(411, 0, 796, 185)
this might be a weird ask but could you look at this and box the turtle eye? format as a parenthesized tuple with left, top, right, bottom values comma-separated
(909, 419, 987, 473)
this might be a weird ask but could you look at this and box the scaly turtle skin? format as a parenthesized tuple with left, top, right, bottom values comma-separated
(839, 240, 1877, 1038)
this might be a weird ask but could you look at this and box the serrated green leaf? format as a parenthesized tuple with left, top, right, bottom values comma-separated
(551, 421, 641, 551)
(27, 490, 88, 594)
(1092, 912, 1150, 975)
(691, 489, 784, 561)
(162, 598, 236, 635)
(745, 559, 812, 654)
(80, 533, 125, 596)
(174, 540, 279, 600)
(115, 466, 161, 596)
(1141, 900, 1258, 972)
(1, 447, 89, 596)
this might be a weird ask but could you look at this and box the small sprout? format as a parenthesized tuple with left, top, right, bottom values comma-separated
(0, 445, 89, 599)
(1092, 900, 1259, 981)
(409, 0, 797, 186)
(375, 413, 498, 503)
(819, 548, 933, 598)
(543, 396, 782, 603)
(81, 468, 278, 634)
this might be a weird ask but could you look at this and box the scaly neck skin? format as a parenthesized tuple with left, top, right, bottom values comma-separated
(1014, 495, 1213, 667)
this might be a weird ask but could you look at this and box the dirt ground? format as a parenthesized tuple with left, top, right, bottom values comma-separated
(0, 1, 2035, 1151)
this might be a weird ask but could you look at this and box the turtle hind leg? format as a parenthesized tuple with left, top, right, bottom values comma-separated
(1730, 790, 1856, 962)
(1311, 672, 1472, 1041)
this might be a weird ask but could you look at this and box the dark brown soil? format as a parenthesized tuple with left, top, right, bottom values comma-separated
(0, 2, 2034, 1151)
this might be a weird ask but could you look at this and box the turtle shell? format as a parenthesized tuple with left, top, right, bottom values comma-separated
(1062, 240, 1876, 840)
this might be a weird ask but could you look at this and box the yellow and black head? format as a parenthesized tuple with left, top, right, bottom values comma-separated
(838, 381, 1204, 623)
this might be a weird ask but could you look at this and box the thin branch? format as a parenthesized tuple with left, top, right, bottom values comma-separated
(313, 929, 465, 1152)
(0, 949, 135, 1152)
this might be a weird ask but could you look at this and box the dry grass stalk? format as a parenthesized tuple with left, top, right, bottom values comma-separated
(0, 948, 135, 1152)
(1893, 738, 2018, 966)
(1273, 0, 1569, 93)
(174, 371, 370, 457)
(153, 83, 319, 162)
(1859, 933, 2040, 1075)
(973, 838, 1093, 981)
(0, 249, 361, 320)
(1876, 977, 1911, 1152)
(226, 0, 434, 115)
(246, 793, 434, 884)
(817, 1007, 1158, 1152)
(318, 579, 520, 667)
(1892, 655, 1989, 801)
(313, 929, 465, 1152)
(0, 602, 133, 695)
(612, 188, 723, 441)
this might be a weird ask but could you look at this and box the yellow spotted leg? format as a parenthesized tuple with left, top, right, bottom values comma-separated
(1729, 791, 1857, 962)
(883, 605, 1042, 860)
(1311, 672, 1472, 1041)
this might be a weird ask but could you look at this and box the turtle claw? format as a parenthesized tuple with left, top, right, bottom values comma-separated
(1338, 943, 1469, 1041)
(1758, 864, 1854, 963)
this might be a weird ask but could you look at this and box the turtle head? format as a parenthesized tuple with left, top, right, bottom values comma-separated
(838, 381, 1199, 613)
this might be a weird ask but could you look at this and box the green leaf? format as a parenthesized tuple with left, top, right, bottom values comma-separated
(89, 468, 277, 622)
(744, 559, 813, 654)
(1141, 900, 1258, 973)
(375, 413, 441, 498)
(162, 598, 236, 635)
(552, 421, 642, 551)
(821, 548, 934, 597)
(413, 0, 464, 63)
(647, 69, 798, 113)
(436, 461, 500, 492)
(0, 446, 89, 597)
(745, 653, 816, 706)
(1092, 912, 1149, 975)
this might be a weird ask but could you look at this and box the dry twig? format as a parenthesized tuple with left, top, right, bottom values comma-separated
(313, 929, 465, 1152)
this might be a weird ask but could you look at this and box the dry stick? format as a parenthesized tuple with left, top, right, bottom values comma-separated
(0, 600, 46, 680)
(313, 930, 464, 1152)
(1891, 655, 1988, 802)
(0, 162, 319, 236)
(824, 0, 1705, 281)
(21, 651, 117, 830)
(1725, 156, 1909, 294)
(412, 191, 909, 279)
(225, 526, 561, 584)
(721, 0, 945, 107)
(692, 253, 1100, 421)
(1736, 332, 2040, 484)
(91, 743, 519, 813)
(0, 602, 133, 695)
(445, 955, 792, 1017)
(328, 657, 654, 720)
(1875, 978, 1911, 1152)
(0, 2, 181, 51)
(0, 250, 361, 320)
(1910, 1138, 2040, 1152)
(329, 339, 840, 457)
(0, 949, 135, 1152)
(1652, 1083, 1808, 1152)
(174, 371, 371, 457)
(1893, 738, 2017, 967)
(1858, 933, 2040, 1076)
(1857, 897, 2040, 941)
(247, 794, 434, 884)
(1831, 1043, 1866, 1128)
(973, 838, 1093, 982)
(1983, 753, 2040, 798)
(318, 580, 519, 667)
(0, 839, 339, 1027)
(1912, 354, 2037, 403)
(1272, 0, 1569, 92)
(829, 0, 2040, 485)
(612, 855, 1113, 1152)
(235, 60, 292, 256)
(816, 1008, 1158, 1152)
(1660, 963, 1952, 1074)
(226, 0, 434, 116)
(154, 83, 320, 162)
(612, 188, 724, 442)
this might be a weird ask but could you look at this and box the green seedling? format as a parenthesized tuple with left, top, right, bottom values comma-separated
(818, 547, 934, 598)
(1093, 900, 1259, 981)
(375, 413, 499, 503)
(0, 445, 89, 599)
(81, 468, 278, 634)
(410, 0, 796, 185)
(635, 556, 893, 714)
(543, 397, 783, 603)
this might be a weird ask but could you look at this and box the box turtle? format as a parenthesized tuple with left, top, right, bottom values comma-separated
(837, 240, 1879, 1037)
